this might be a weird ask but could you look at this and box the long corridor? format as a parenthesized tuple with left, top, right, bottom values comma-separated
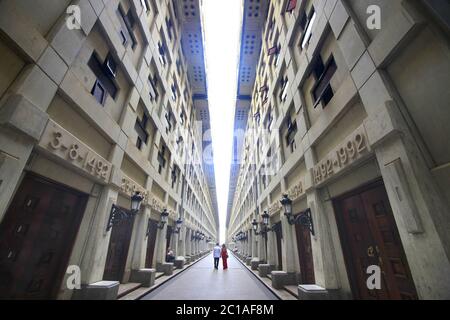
(141, 253, 278, 300)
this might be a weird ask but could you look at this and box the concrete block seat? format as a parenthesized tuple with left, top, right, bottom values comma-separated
(174, 256, 185, 269)
(271, 271, 297, 290)
(130, 268, 155, 287)
(250, 258, 260, 270)
(156, 262, 174, 276)
(298, 285, 329, 300)
(258, 264, 274, 278)
(72, 281, 119, 300)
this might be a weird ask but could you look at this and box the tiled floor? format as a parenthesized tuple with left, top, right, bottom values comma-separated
(140, 253, 278, 300)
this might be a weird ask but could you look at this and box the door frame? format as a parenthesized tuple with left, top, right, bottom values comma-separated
(333, 179, 384, 299)
(332, 178, 416, 299)
(145, 219, 159, 268)
(103, 207, 135, 282)
(0, 172, 88, 299)
(294, 215, 315, 284)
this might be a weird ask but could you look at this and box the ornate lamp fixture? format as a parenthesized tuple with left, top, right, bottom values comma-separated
(261, 210, 270, 226)
(280, 194, 293, 222)
(280, 194, 314, 235)
(107, 191, 143, 232)
(157, 208, 169, 229)
(252, 218, 260, 235)
(174, 217, 183, 233)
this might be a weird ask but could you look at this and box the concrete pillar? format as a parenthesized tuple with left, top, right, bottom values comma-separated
(258, 233, 266, 263)
(155, 223, 167, 264)
(248, 230, 252, 256)
(267, 229, 277, 267)
(280, 214, 297, 273)
(252, 231, 258, 259)
(130, 205, 150, 271)
(185, 228, 191, 256)
(178, 225, 186, 257)
(79, 186, 119, 284)
(173, 226, 179, 257)
(248, 232, 253, 257)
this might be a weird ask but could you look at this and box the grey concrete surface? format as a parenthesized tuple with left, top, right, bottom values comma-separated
(141, 253, 278, 300)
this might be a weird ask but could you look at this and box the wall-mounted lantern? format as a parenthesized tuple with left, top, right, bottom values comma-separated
(174, 217, 183, 233)
(252, 218, 260, 235)
(281, 194, 314, 235)
(261, 210, 270, 226)
(107, 191, 143, 232)
(158, 208, 169, 229)
(280, 194, 293, 222)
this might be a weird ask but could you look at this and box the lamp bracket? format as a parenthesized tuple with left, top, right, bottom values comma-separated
(107, 204, 133, 232)
(291, 208, 315, 235)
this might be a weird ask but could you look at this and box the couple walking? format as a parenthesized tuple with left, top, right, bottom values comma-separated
(213, 243, 228, 270)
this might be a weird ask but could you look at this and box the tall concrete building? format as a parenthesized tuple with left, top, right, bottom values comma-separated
(227, 0, 450, 299)
(0, 0, 218, 299)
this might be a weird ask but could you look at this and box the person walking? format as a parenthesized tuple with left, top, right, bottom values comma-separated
(221, 244, 228, 270)
(213, 243, 221, 269)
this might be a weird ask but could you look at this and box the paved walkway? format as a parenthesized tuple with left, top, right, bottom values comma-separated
(141, 252, 278, 300)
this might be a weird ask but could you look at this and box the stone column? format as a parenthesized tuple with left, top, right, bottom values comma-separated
(252, 231, 258, 259)
(178, 225, 186, 257)
(130, 205, 150, 271)
(280, 214, 296, 273)
(78, 144, 124, 284)
(185, 228, 191, 257)
(257, 233, 266, 263)
(173, 226, 179, 256)
(155, 223, 167, 266)
(248, 231, 252, 256)
(267, 229, 277, 268)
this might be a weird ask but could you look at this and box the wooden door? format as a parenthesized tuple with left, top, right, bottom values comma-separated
(0, 173, 87, 299)
(103, 208, 134, 282)
(295, 220, 315, 284)
(166, 225, 173, 251)
(145, 219, 158, 268)
(274, 222, 283, 270)
(334, 181, 418, 300)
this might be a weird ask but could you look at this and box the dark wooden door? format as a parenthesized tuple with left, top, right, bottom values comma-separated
(295, 220, 315, 284)
(103, 208, 134, 282)
(145, 219, 158, 268)
(166, 225, 173, 251)
(0, 173, 87, 299)
(274, 222, 283, 270)
(334, 181, 418, 300)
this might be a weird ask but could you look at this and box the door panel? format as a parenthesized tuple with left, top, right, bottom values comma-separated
(0, 174, 87, 299)
(295, 221, 315, 284)
(274, 222, 283, 270)
(334, 181, 417, 300)
(145, 219, 158, 268)
(103, 209, 134, 282)
(360, 186, 418, 299)
(166, 225, 173, 251)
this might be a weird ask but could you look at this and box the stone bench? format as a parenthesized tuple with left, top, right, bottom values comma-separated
(245, 257, 252, 266)
(72, 280, 119, 300)
(174, 256, 185, 269)
(298, 285, 329, 300)
(251, 258, 260, 270)
(258, 264, 274, 278)
(130, 268, 155, 287)
(156, 262, 174, 275)
(271, 271, 297, 289)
